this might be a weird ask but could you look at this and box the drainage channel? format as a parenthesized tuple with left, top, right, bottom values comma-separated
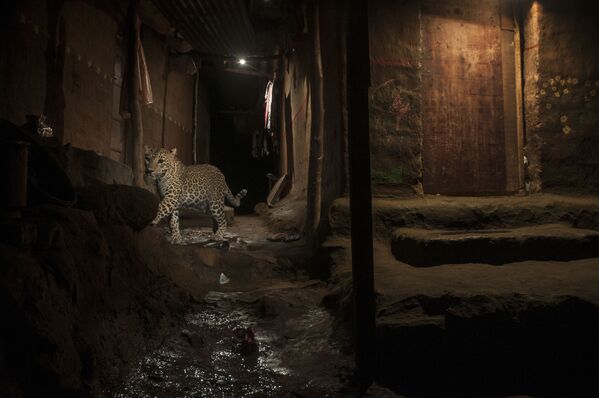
(113, 290, 355, 397)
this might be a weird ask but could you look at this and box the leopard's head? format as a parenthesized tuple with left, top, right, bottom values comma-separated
(144, 146, 178, 179)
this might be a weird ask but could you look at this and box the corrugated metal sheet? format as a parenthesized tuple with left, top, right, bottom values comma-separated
(152, 0, 256, 56)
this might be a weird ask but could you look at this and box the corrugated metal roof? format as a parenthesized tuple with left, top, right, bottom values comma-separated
(152, 0, 256, 56)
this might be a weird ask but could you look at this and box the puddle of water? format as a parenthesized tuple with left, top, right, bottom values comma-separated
(113, 291, 354, 398)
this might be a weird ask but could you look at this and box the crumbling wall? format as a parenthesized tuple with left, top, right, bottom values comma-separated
(523, 0, 599, 192)
(368, 0, 423, 195)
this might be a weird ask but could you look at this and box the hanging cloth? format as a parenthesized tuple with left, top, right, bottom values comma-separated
(137, 32, 153, 105)
(264, 80, 274, 130)
(120, 17, 153, 118)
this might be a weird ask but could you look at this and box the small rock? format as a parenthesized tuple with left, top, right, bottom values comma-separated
(254, 202, 268, 215)
(283, 233, 301, 242)
(268, 232, 287, 242)
(235, 327, 258, 355)
(181, 329, 204, 348)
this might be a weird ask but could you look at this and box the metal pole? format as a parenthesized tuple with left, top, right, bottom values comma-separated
(346, 0, 376, 390)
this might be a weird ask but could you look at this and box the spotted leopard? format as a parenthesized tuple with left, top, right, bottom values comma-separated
(145, 146, 247, 243)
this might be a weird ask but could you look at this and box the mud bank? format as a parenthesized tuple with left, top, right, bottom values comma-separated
(0, 185, 187, 397)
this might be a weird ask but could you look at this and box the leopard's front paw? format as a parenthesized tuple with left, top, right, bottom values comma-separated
(151, 217, 160, 225)
(212, 231, 225, 241)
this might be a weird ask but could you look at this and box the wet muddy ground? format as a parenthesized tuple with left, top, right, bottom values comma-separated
(113, 288, 355, 397)
(106, 214, 360, 397)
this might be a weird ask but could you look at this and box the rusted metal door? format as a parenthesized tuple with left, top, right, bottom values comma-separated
(422, 0, 508, 194)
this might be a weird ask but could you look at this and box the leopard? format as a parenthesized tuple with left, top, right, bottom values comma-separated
(144, 146, 247, 243)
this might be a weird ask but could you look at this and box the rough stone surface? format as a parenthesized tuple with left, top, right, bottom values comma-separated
(392, 224, 599, 266)
(324, 236, 599, 397)
(67, 147, 134, 187)
(77, 184, 159, 230)
(330, 194, 599, 238)
(0, 204, 185, 397)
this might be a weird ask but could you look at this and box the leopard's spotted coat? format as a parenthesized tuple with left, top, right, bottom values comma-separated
(145, 146, 247, 242)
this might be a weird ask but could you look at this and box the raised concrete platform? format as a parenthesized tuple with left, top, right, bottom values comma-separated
(330, 194, 599, 238)
(324, 236, 599, 396)
(392, 224, 599, 266)
(326, 194, 599, 395)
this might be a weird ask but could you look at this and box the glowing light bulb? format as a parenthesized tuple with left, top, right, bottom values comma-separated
(238, 58, 246, 65)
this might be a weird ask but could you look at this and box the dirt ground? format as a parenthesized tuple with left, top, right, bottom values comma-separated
(325, 193, 599, 397)
(5, 188, 599, 397)
(110, 215, 365, 397)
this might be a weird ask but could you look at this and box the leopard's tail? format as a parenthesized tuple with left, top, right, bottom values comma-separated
(225, 187, 247, 207)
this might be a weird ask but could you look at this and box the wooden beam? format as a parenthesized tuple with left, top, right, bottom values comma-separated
(278, 57, 288, 178)
(127, 0, 144, 187)
(346, 0, 375, 390)
(305, 0, 324, 238)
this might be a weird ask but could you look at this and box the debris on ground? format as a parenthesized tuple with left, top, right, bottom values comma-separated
(235, 327, 258, 355)
(267, 231, 301, 242)
(219, 273, 231, 285)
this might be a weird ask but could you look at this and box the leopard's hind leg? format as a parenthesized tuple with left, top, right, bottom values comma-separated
(208, 199, 227, 241)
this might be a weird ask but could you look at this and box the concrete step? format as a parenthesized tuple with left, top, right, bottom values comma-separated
(329, 194, 599, 237)
(391, 224, 599, 266)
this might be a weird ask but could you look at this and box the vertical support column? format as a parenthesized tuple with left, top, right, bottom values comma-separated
(347, 0, 375, 389)
(192, 56, 200, 164)
(306, 0, 324, 237)
(127, 0, 144, 187)
(278, 56, 288, 178)
(160, 48, 169, 149)
(501, 0, 522, 193)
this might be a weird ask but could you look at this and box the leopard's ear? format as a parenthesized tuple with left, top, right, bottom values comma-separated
(144, 145, 151, 154)
(170, 147, 178, 156)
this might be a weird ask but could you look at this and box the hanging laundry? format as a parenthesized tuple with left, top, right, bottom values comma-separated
(264, 80, 274, 131)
